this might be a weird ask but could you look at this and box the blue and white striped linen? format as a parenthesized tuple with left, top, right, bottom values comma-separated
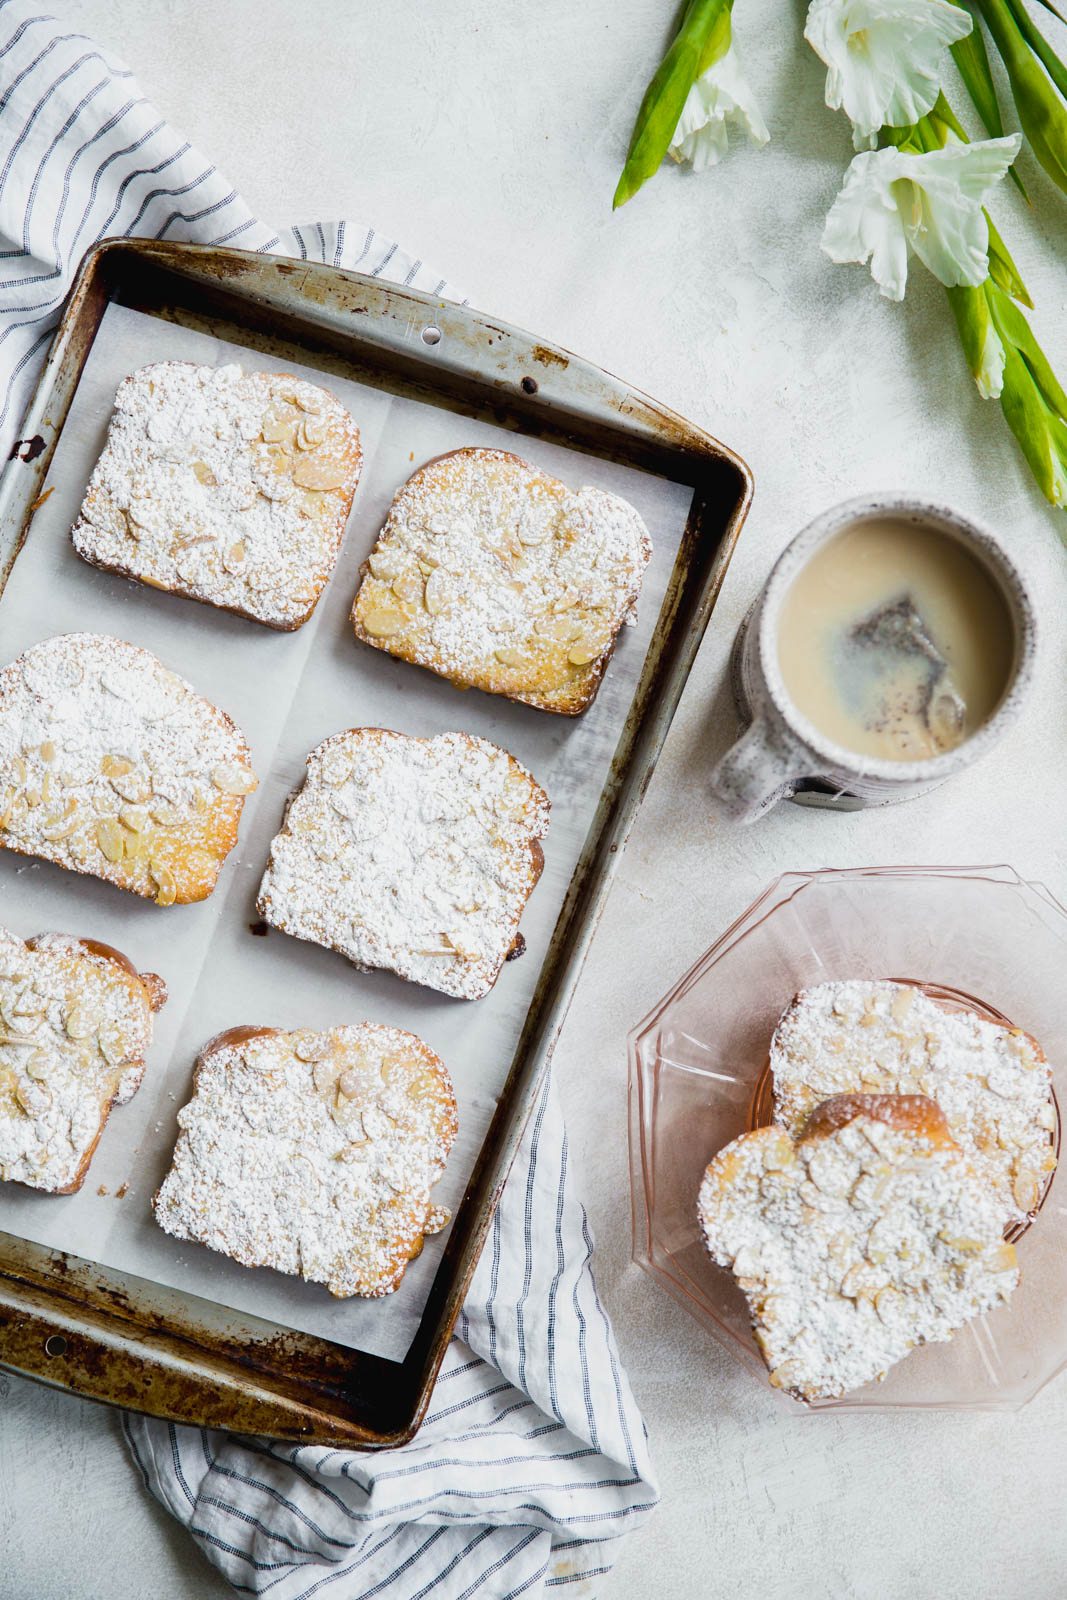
(0, 5, 658, 1594)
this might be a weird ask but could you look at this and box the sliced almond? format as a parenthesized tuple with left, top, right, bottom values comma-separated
(937, 1231, 984, 1254)
(368, 551, 400, 581)
(292, 455, 347, 491)
(567, 642, 601, 667)
(15, 1081, 50, 1115)
(223, 540, 247, 573)
(294, 1031, 331, 1063)
(101, 754, 133, 779)
(423, 569, 451, 616)
(150, 861, 178, 907)
(38, 740, 56, 765)
(293, 390, 324, 414)
(95, 818, 126, 863)
(110, 771, 151, 805)
(125, 828, 151, 865)
(891, 986, 915, 1022)
(297, 416, 328, 450)
(192, 460, 217, 486)
(1013, 1169, 1040, 1214)
(361, 605, 405, 638)
(989, 1242, 1018, 1274)
(42, 799, 79, 840)
(65, 1005, 96, 1040)
(211, 762, 257, 797)
(261, 406, 297, 443)
(534, 615, 582, 644)
(392, 572, 425, 605)
(494, 646, 526, 668)
(312, 1057, 337, 1096)
(98, 1023, 130, 1067)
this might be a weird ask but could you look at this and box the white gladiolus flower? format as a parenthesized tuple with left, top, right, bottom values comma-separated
(805, 0, 973, 149)
(668, 40, 770, 171)
(822, 136, 1022, 300)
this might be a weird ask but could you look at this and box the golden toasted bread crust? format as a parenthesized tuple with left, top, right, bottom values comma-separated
(72, 362, 362, 631)
(0, 926, 165, 1193)
(256, 727, 549, 1000)
(153, 1023, 458, 1297)
(698, 1096, 1018, 1400)
(770, 980, 1057, 1224)
(351, 447, 651, 715)
(0, 633, 257, 904)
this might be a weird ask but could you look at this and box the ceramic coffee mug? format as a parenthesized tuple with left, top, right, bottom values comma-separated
(711, 495, 1036, 822)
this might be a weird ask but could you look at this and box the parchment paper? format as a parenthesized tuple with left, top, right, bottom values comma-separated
(0, 302, 693, 1360)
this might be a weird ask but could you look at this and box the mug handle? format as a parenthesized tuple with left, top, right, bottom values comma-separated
(711, 716, 810, 823)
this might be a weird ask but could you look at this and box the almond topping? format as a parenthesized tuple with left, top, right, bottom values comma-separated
(361, 606, 405, 638)
(211, 762, 257, 796)
(567, 641, 601, 667)
(95, 818, 126, 863)
(292, 455, 347, 491)
(151, 861, 178, 907)
(423, 569, 450, 615)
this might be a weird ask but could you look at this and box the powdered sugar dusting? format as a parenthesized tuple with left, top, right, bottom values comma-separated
(257, 728, 549, 1000)
(153, 1023, 457, 1298)
(698, 1107, 1019, 1401)
(73, 361, 362, 630)
(771, 980, 1057, 1226)
(0, 633, 257, 904)
(0, 926, 162, 1193)
(352, 448, 651, 713)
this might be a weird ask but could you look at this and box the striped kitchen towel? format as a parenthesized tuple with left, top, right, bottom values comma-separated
(0, 4, 658, 1596)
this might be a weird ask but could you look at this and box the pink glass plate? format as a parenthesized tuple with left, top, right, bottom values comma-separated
(627, 865, 1067, 1412)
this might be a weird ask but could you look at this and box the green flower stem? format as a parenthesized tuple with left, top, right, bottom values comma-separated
(904, 96, 1067, 505)
(949, 11, 1029, 195)
(1004, 0, 1067, 100)
(950, 281, 1067, 509)
(613, 0, 733, 209)
(973, 0, 1067, 195)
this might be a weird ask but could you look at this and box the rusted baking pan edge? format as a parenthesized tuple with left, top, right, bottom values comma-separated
(0, 240, 752, 1446)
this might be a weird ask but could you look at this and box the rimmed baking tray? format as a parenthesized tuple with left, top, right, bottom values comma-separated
(0, 239, 751, 1446)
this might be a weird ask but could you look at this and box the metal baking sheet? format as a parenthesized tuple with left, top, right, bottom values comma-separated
(0, 242, 751, 1442)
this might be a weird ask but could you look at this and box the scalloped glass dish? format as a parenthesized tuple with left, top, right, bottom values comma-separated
(628, 866, 1066, 1412)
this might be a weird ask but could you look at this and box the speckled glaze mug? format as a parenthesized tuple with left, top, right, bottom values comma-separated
(711, 496, 1037, 822)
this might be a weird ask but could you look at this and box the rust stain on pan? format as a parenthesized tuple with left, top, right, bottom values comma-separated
(530, 345, 569, 369)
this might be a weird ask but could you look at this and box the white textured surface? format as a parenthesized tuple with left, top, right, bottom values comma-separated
(3, 1, 1067, 1597)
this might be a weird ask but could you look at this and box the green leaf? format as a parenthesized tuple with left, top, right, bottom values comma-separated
(975, 0, 1067, 196)
(985, 213, 1034, 304)
(950, 18, 1031, 196)
(613, 0, 733, 209)
(998, 344, 1067, 505)
(1004, 0, 1067, 100)
(952, 19, 1007, 135)
(987, 279, 1067, 417)
(948, 282, 1007, 397)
